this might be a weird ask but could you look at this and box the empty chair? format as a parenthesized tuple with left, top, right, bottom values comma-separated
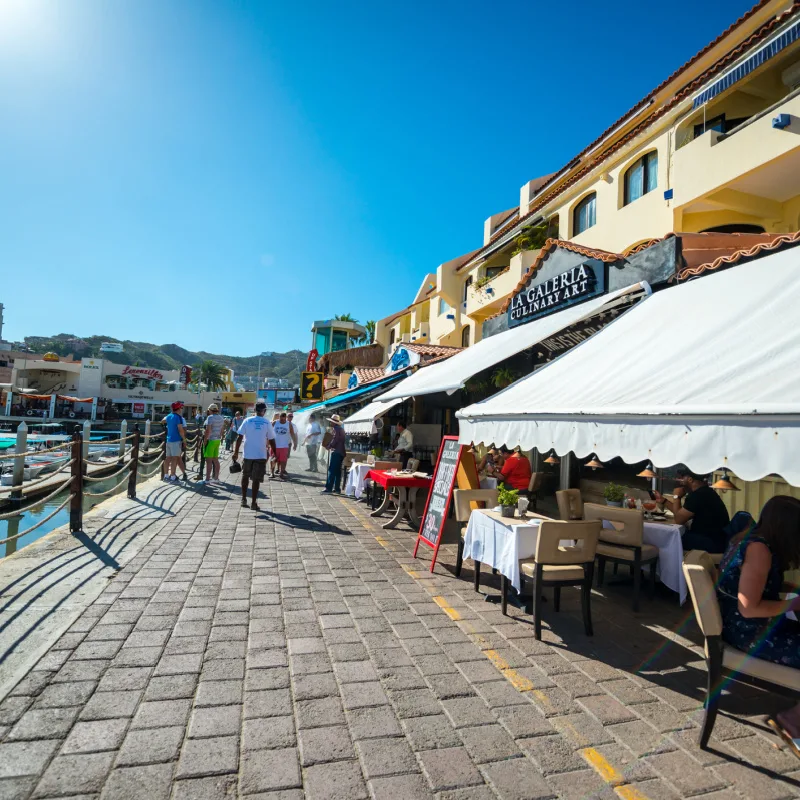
(525, 472, 544, 510)
(407, 458, 421, 472)
(366, 454, 376, 465)
(515, 520, 601, 640)
(584, 503, 658, 612)
(453, 489, 499, 581)
(556, 488, 584, 520)
(683, 550, 800, 748)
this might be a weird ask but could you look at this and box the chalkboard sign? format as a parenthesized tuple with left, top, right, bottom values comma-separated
(414, 436, 465, 572)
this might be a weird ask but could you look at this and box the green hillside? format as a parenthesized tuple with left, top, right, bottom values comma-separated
(24, 334, 304, 385)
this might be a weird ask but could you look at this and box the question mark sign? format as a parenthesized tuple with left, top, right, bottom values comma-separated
(305, 373, 320, 398)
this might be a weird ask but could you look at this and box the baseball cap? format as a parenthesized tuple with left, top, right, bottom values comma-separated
(171, 402, 184, 411)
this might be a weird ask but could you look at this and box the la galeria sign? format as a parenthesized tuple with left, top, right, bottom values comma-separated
(508, 260, 604, 327)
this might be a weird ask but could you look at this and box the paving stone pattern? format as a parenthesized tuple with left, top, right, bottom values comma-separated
(1, 453, 799, 799)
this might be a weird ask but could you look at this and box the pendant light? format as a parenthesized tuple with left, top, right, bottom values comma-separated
(711, 469, 739, 491)
(544, 450, 560, 465)
(585, 455, 604, 470)
(637, 462, 657, 479)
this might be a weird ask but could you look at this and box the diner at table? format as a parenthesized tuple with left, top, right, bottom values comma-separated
(497, 445, 531, 493)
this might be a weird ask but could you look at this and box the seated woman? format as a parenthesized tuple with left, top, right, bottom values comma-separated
(498, 446, 531, 492)
(477, 447, 500, 476)
(717, 495, 800, 757)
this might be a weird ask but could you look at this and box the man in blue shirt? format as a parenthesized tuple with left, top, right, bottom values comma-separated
(164, 401, 187, 483)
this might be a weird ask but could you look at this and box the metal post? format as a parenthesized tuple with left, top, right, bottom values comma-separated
(70, 426, 83, 533)
(82, 420, 91, 473)
(144, 420, 151, 456)
(197, 425, 205, 479)
(5, 516, 20, 558)
(128, 426, 140, 499)
(117, 419, 127, 465)
(10, 422, 27, 513)
(160, 431, 167, 479)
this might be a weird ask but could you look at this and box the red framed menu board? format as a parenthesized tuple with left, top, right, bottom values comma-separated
(414, 436, 478, 572)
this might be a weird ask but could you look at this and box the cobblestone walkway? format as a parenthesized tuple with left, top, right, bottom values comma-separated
(1, 454, 798, 799)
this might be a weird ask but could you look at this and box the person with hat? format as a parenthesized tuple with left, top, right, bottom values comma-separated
(232, 401, 276, 511)
(271, 411, 297, 480)
(202, 403, 225, 485)
(164, 401, 187, 483)
(323, 414, 346, 494)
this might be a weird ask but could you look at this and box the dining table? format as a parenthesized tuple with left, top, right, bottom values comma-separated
(367, 470, 433, 530)
(628, 517, 687, 604)
(344, 462, 373, 500)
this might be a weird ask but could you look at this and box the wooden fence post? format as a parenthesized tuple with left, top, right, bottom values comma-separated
(128, 426, 140, 499)
(70, 426, 83, 533)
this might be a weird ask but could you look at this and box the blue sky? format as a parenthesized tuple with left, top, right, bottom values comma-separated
(0, 0, 754, 356)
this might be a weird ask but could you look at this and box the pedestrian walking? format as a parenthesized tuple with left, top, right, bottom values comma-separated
(322, 414, 346, 494)
(272, 411, 296, 480)
(269, 412, 281, 477)
(226, 410, 243, 452)
(232, 401, 276, 511)
(202, 403, 225, 485)
(163, 401, 187, 482)
(303, 413, 322, 472)
(285, 412, 299, 474)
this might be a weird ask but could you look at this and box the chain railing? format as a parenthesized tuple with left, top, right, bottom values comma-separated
(0, 421, 188, 558)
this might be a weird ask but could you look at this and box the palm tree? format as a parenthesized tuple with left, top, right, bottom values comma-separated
(364, 320, 376, 344)
(491, 367, 517, 389)
(195, 360, 228, 391)
(335, 313, 358, 322)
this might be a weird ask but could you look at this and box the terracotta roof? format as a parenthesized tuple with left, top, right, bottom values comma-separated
(494, 239, 622, 316)
(673, 230, 800, 281)
(460, 1, 797, 269)
(403, 342, 462, 358)
(353, 367, 385, 383)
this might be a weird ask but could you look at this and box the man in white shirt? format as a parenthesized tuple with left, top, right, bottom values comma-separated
(271, 411, 297, 480)
(303, 413, 322, 472)
(232, 401, 276, 511)
(393, 421, 414, 469)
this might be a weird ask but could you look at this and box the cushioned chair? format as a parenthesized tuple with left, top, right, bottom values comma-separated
(366, 454, 376, 465)
(683, 550, 800, 748)
(556, 488, 584, 521)
(407, 458, 421, 472)
(453, 489, 499, 580)
(516, 520, 601, 640)
(584, 503, 658, 612)
(525, 472, 544, 511)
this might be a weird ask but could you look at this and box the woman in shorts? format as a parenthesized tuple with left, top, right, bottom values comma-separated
(202, 403, 225, 485)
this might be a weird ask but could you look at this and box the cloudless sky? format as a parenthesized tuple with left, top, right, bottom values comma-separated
(0, 0, 754, 356)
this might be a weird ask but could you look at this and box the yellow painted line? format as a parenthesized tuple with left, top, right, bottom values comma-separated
(502, 668, 534, 692)
(484, 649, 510, 671)
(581, 748, 626, 787)
(431, 595, 461, 620)
(374, 536, 389, 547)
(531, 689, 553, 712)
(557, 719, 588, 747)
(442, 607, 460, 620)
(615, 786, 650, 800)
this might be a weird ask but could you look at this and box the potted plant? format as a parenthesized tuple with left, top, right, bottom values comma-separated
(603, 482, 626, 507)
(497, 483, 520, 518)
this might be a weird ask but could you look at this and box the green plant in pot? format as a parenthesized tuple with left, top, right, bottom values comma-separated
(603, 482, 626, 507)
(497, 483, 520, 518)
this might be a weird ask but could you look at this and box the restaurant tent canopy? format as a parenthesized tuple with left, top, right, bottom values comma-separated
(457, 247, 800, 485)
(343, 398, 404, 434)
(377, 282, 650, 402)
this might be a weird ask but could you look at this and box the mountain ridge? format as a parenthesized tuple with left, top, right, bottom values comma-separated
(23, 333, 305, 384)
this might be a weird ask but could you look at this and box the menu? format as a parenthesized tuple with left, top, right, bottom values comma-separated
(414, 436, 465, 572)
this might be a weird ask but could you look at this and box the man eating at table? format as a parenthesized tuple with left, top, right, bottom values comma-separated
(654, 466, 730, 553)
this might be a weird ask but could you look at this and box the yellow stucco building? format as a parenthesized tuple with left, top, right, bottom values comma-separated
(376, 0, 800, 355)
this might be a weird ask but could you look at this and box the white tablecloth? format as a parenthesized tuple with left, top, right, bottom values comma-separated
(463, 510, 542, 592)
(345, 462, 373, 499)
(603, 519, 687, 604)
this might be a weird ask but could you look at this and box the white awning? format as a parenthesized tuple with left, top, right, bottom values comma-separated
(343, 398, 404, 434)
(457, 247, 800, 485)
(378, 282, 650, 401)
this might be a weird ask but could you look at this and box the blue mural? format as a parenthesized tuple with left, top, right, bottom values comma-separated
(390, 347, 411, 372)
(347, 372, 358, 389)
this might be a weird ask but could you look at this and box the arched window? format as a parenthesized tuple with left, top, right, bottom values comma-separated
(623, 151, 658, 206)
(573, 193, 596, 235)
(461, 326, 471, 348)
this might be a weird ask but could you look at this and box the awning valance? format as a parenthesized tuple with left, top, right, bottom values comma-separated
(378, 282, 650, 402)
(457, 247, 800, 485)
(343, 398, 404, 434)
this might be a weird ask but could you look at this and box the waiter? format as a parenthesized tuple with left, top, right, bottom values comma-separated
(392, 421, 414, 469)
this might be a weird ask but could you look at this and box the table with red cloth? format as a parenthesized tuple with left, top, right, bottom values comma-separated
(367, 470, 433, 530)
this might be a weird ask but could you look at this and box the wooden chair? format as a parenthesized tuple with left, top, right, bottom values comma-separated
(683, 550, 800, 748)
(407, 458, 420, 472)
(453, 489, 499, 579)
(526, 472, 544, 510)
(584, 503, 658, 612)
(556, 488, 584, 520)
(516, 520, 601, 640)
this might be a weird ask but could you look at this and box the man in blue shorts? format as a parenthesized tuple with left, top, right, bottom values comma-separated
(164, 401, 187, 482)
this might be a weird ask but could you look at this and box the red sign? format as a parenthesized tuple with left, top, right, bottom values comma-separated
(306, 349, 318, 372)
(122, 365, 164, 381)
(414, 436, 477, 572)
(133, 402, 145, 413)
(179, 365, 192, 385)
